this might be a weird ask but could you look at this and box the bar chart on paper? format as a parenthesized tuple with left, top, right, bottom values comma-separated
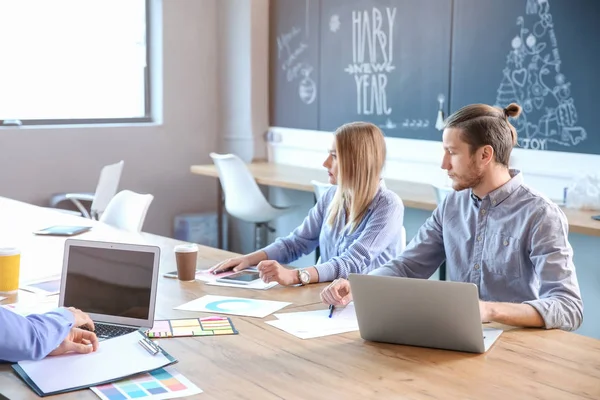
(91, 366, 202, 400)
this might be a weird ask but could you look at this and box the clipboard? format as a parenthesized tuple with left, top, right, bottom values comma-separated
(12, 331, 177, 397)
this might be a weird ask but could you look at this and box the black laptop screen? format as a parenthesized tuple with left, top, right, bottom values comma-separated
(62, 245, 155, 320)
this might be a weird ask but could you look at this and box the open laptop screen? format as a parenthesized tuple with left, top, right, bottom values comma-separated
(61, 242, 158, 324)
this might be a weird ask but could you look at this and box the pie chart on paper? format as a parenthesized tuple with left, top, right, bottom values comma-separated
(174, 295, 291, 318)
(205, 299, 255, 312)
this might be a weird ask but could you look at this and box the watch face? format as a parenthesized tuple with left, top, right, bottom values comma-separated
(300, 270, 310, 284)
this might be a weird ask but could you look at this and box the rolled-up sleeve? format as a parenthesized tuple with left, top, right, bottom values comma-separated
(523, 204, 583, 331)
(0, 307, 74, 362)
(315, 195, 404, 282)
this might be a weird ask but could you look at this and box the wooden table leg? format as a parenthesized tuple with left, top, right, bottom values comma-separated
(217, 181, 224, 250)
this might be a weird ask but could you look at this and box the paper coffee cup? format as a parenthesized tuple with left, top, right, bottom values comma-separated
(0, 247, 21, 294)
(174, 244, 198, 282)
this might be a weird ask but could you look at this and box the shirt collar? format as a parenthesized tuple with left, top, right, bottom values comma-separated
(474, 169, 523, 208)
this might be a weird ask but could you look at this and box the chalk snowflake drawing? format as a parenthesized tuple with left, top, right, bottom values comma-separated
(330, 14, 340, 33)
(495, 0, 587, 150)
(276, 0, 317, 105)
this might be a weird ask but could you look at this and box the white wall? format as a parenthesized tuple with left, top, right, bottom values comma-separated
(0, 0, 220, 237)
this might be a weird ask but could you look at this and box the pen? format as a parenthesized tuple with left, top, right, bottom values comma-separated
(328, 304, 335, 318)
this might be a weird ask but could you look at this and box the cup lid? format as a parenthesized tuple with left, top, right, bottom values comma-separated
(174, 243, 198, 253)
(0, 247, 20, 256)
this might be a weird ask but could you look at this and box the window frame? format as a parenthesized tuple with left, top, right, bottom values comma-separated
(0, 0, 152, 127)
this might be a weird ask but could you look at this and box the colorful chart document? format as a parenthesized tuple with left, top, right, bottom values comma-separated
(145, 316, 238, 338)
(174, 295, 291, 318)
(91, 366, 202, 400)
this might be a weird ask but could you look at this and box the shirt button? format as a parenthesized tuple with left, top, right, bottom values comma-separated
(503, 239, 509, 246)
(492, 200, 497, 205)
(474, 263, 480, 270)
(477, 236, 482, 241)
(481, 209, 487, 215)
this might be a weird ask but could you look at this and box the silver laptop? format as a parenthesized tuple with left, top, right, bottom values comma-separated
(59, 239, 160, 340)
(348, 274, 503, 353)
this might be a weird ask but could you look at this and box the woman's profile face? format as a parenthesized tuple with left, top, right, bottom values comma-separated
(323, 138, 338, 185)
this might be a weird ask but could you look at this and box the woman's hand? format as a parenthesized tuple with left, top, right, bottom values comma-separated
(210, 256, 252, 274)
(257, 260, 299, 286)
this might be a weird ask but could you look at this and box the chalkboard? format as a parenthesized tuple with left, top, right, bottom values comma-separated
(270, 0, 600, 155)
(270, 0, 320, 130)
(318, 0, 452, 140)
(451, 0, 600, 154)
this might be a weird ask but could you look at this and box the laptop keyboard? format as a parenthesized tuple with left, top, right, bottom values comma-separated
(94, 323, 138, 340)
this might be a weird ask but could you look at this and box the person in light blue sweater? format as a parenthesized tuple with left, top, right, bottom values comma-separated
(211, 121, 405, 286)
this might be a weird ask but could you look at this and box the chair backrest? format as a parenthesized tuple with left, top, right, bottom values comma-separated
(310, 180, 333, 201)
(433, 185, 453, 205)
(91, 160, 125, 218)
(99, 190, 153, 232)
(209, 153, 274, 221)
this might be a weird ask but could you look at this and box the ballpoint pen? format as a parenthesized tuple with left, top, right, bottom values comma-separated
(328, 304, 335, 318)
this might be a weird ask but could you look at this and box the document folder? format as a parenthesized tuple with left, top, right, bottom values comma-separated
(12, 331, 176, 397)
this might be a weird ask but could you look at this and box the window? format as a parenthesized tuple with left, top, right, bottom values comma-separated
(0, 0, 150, 125)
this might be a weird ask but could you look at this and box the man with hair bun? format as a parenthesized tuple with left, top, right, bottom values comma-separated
(321, 103, 583, 332)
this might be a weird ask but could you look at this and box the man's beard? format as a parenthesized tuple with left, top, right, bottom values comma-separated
(450, 161, 484, 192)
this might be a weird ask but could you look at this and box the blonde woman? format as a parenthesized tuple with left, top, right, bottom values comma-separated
(210, 122, 405, 286)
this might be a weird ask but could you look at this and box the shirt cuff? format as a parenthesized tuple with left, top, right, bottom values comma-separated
(314, 263, 336, 282)
(522, 299, 560, 330)
(53, 307, 76, 328)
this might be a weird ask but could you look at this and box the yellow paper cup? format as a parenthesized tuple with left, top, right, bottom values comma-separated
(0, 247, 20, 294)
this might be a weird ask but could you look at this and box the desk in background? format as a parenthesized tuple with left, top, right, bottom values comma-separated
(1, 197, 600, 399)
(190, 162, 600, 238)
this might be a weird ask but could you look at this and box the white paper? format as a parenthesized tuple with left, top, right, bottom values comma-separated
(204, 279, 278, 290)
(17, 332, 173, 394)
(91, 366, 202, 400)
(2, 297, 59, 316)
(174, 295, 291, 318)
(266, 303, 359, 339)
(0, 296, 6, 302)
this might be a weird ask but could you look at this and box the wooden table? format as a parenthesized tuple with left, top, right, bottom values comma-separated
(191, 162, 600, 238)
(2, 197, 600, 399)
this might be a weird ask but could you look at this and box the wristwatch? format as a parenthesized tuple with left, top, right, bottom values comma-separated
(298, 268, 311, 285)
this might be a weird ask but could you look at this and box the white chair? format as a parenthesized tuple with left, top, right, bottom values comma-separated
(49, 160, 124, 219)
(99, 190, 154, 233)
(310, 180, 333, 201)
(210, 153, 292, 250)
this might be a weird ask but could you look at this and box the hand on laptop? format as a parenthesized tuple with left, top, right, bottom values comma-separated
(66, 307, 95, 332)
(320, 278, 353, 306)
(49, 328, 99, 357)
(479, 301, 492, 323)
(210, 256, 252, 274)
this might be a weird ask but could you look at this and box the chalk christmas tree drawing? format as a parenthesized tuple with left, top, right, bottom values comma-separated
(495, 0, 587, 149)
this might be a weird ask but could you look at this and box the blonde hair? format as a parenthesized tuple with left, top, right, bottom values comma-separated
(444, 103, 522, 166)
(327, 122, 386, 233)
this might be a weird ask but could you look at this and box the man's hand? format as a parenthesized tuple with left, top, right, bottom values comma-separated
(320, 279, 353, 306)
(49, 328, 99, 356)
(257, 260, 298, 286)
(67, 307, 95, 331)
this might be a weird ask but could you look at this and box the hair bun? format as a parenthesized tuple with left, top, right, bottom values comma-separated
(503, 103, 522, 118)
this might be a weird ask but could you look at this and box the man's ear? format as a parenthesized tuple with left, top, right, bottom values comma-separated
(479, 145, 494, 165)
